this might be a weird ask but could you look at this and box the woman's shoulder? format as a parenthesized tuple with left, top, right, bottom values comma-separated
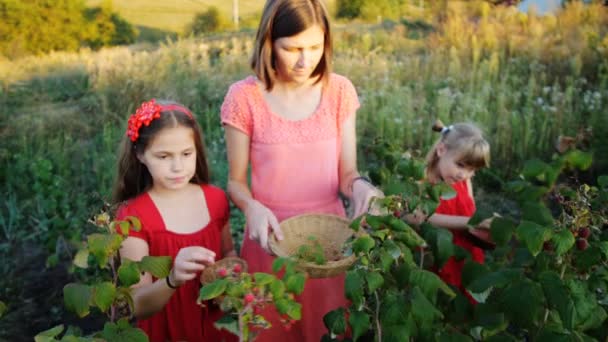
(328, 73, 354, 87)
(227, 76, 258, 94)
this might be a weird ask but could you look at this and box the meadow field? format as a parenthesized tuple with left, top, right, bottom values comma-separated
(1, 1, 607, 340)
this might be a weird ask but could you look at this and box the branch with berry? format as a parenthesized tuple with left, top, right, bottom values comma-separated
(198, 257, 306, 342)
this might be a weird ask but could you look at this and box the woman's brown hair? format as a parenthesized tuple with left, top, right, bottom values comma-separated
(251, 0, 332, 90)
(425, 119, 490, 179)
(112, 100, 210, 204)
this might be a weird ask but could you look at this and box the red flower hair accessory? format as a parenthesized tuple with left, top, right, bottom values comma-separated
(127, 99, 162, 142)
(127, 99, 195, 142)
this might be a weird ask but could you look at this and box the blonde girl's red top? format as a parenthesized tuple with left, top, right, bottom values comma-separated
(116, 184, 237, 342)
(434, 180, 484, 300)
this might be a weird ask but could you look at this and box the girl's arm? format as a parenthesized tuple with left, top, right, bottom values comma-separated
(224, 125, 283, 251)
(339, 112, 383, 217)
(221, 222, 237, 257)
(120, 237, 214, 319)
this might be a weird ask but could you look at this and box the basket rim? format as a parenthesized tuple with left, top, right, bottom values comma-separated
(268, 213, 356, 269)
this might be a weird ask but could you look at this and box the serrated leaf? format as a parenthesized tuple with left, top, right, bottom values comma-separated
(365, 272, 384, 292)
(468, 269, 522, 293)
(118, 259, 140, 287)
(323, 308, 346, 335)
(124, 216, 142, 232)
(93, 282, 116, 313)
(521, 202, 554, 227)
(253, 272, 275, 286)
(64, 283, 92, 318)
(382, 239, 401, 259)
(499, 279, 544, 327)
(522, 159, 549, 180)
(436, 182, 457, 200)
(73, 249, 90, 269)
(269, 279, 286, 298)
(539, 271, 575, 329)
(34, 324, 65, 342)
(410, 269, 455, 302)
(515, 220, 552, 256)
(421, 223, 454, 267)
(490, 217, 517, 246)
(438, 331, 474, 342)
(345, 270, 365, 302)
(138, 256, 171, 278)
(353, 236, 375, 254)
(284, 301, 302, 320)
(214, 315, 239, 335)
(563, 150, 593, 170)
(551, 229, 575, 256)
(285, 272, 306, 295)
(410, 287, 443, 331)
(100, 320, 148, 342)
(88, 233, 124, 268)
(199, 279, 228, 300)
(349, 310, 370, 341)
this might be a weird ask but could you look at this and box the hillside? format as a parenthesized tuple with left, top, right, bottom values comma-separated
(86, 0, 336, 38)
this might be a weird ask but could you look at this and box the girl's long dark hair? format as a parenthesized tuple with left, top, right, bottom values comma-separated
(112, 101, 209, 204)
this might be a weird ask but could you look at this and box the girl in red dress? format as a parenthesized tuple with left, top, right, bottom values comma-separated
(112, 99, 237, 342)
(406, 120, 491, 302)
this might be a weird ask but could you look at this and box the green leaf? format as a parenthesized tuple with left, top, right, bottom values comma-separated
(393, 227, 427, 249)
(199, 279, 228, 300)
(353, 236, 375, 254)
(345, 270, 365, 302)
(421, 223, 454, 267)
(539, 271, 575, 329)
(88, 233, 124, 268)
(380, 293, 409, 324)
(34, 325, 65, 342)
(598, 175, 608, 189)
(379, 249, 394, 272)
(269, 279, 286, 298)
(522, 158, 548, 179)
(93, 282, 116, 313)
(100, 319, 148, 342)
(214, 315, 239, 336)
(63, 283, 92, 318)
(438, 331, 474, 342)
(563, 150, 593, 170)
(436, 182, 457, 200)
(118, 259, 141, 287)
(521, 202, 554, 227)
(323, 308, 346, 335)
(73, 248, 89, 269)
(349, 310, 370, 341)
(365, 272, 384, 293)
(468, 268, 522, 293)
(574, 246, 603, 271)
(490, 217, 517, 247)
(349, 216, 364, 231)
(551, 229, 575, 256)
(0, 301, 6, 318)
(461, 260, 490, 288)
(382, 239, 402, 259)
(125, 216, 142, 232)
(285, 272, 306, 295)
(253, 272, 276, 286)
(515, 220, 552, 256)
(285, 301, 302, 320)
(410, 287, 443, 331)
(409, 269, 455, 302)
(138, 256, 172, 278)
(499, 279, 544, 327)
(598, 242, 608, 260)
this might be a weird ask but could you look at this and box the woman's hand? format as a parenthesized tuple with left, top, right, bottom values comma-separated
(244, 200, 284, 253)
(351, 178, 385, 218)
(170, 246, 216, 287)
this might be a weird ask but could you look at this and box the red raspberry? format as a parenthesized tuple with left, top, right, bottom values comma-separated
(244, 293, 255, 305)
(233, 263, 242, 273)
(217, 267, 228, 277)
(578, 227, 591, 239)
(576, 238, 589, 251)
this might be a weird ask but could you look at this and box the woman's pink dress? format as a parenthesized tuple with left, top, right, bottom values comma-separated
(221, 73, 359, 342)
(434, 180, 484, 303)
(117, 184, 237, 342)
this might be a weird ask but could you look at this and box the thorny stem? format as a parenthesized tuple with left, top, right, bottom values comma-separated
(374, 291, 382, 341)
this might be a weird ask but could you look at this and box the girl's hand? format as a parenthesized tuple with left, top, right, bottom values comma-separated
(352, 178, 385, 218)
(170, 246, 216, 287)
(404, 208, 427, 226)
(244, 200, 283, 253)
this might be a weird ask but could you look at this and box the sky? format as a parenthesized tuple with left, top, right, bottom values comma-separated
(518, 0, 562, 14)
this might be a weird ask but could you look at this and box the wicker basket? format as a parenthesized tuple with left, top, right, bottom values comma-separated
(200, 256, 248, 285)
(269, 213, 358, 278)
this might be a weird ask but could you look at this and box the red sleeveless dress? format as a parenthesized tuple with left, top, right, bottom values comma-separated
(434, 180, 484, 302)
(117, 184, 237, 342)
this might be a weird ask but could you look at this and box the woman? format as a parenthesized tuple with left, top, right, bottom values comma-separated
(220, 0, 383, 340)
